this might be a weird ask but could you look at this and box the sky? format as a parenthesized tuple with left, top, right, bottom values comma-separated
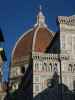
(0, 0, 75, 81)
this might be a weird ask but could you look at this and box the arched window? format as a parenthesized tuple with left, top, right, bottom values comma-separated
(35, 63, 39, 72)
(68, 64, 73, 72)
(43, 62, 51, 72)
(53, 63, 58, 73)
(21, 66, 25, 74)
(42, 62, 46, 72)
(49, 63, 52, 72)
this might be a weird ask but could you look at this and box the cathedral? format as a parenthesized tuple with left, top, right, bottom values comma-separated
(10, 7, 75, 99)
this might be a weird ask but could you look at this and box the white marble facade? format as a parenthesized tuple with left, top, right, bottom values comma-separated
(32, 16, 75, 97)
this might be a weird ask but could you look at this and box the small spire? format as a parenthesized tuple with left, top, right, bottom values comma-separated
(38, 5, 43, 16)
(34, 5, 47, 27)
(40, 5, 42, 11)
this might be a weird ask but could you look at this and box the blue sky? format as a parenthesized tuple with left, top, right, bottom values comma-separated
(0, 0, 75, 81)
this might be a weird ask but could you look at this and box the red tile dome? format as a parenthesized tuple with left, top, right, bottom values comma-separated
(12, 9, 55, 64)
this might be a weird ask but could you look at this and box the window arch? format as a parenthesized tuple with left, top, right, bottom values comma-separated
(68, 64, 73, 72)
(49, 63, 52, 72)
(53, 63, 58, 73)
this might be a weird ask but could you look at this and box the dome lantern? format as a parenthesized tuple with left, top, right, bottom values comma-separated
(35, 5, 47, 27)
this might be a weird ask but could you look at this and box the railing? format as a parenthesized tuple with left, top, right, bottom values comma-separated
(32, 52, 69, 60)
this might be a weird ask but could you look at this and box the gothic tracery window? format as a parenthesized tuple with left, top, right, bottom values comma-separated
(49, 63, 52, 72)
(53, 63, 58, 73)
(34, 62, 39, 72)
(42, 62, 46, 72)
(68, 64, 73, 72)
(68, 64, 75, 72)
(42, 62, 51, 72)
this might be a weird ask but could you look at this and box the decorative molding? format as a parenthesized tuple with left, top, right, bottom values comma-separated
(32, 52, 69, 61)
(12, 55, 30, 65)
(58, 16, 75, 26)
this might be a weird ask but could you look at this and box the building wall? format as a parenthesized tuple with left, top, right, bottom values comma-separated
(32, 52, 60, 96)
(59, 16, 75, 90)
(32, 16, 75, 97)
(10, 15, 75, 99)
(0, 50, 6, 100)
(32, 52, 75, 97)
(10, 60, 29, 91)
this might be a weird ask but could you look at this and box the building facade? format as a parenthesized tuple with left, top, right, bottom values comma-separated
(0, 29, 7, 100)
(10, 7, 75, 98)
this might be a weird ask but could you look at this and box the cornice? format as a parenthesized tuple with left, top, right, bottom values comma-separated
(58, 16, 75, 26)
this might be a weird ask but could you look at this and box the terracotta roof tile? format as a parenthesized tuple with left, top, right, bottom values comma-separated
(12, 26, 54, 63)
(13, 29, 34, 61)
(34, 28, 53, 52)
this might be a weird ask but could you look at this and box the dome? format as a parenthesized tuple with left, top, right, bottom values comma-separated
(12, 9, 55, 64)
